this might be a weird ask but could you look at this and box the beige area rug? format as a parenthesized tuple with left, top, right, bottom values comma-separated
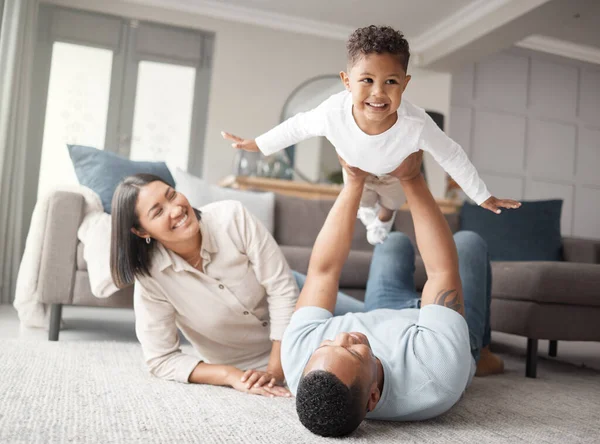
(1, 340, 599, 444)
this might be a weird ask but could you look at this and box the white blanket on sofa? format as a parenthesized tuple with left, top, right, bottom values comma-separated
(13, 185, 110, 328)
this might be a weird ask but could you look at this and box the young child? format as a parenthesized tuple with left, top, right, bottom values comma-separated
(223, 25, 520, 244)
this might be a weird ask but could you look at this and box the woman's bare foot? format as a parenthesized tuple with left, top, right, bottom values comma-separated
(475, 345, 505, 376)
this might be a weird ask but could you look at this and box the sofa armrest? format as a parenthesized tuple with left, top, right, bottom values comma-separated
(37, 191, 85, 305)
(562, 237, 600, 264)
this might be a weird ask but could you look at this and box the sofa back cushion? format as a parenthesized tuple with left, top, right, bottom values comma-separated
(460, 200, 563, 261)
(68, 145, 175, 213)
(394, 209, 461, 248)
(274, 194, 373, 251)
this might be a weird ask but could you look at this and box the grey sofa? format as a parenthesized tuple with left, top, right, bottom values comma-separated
(39, 190, 600, 377)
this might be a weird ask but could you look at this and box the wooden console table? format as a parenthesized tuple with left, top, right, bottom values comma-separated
(219, 175, 462, 214)
(219, 175, 342, 200)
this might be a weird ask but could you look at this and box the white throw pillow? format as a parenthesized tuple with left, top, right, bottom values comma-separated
(169, 167, 213, 209)
(77, 211, 119, 298)
(171, 167, 276, 235)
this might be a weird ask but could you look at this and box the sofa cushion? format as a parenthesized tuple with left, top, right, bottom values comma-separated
(491, 298, 600, 340)
(341, 288, 366, 302)
(394, 210, 460, 253)
(561, 236, 600, 264)
(274, 194, 372, 251)
(491, 261, 600, 307)
(460, 200, 563, 261)
(68, 145, 175, 213)
(414, 255, 427, 292)
(281, 244, 429, 293)
(339, 250, 374, 288)
(280, 245, 372, 288)
(71, 271, 134, 308)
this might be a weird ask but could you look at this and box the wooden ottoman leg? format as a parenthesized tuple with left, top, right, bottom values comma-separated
(526, 338, 538, 378)
(548, 340, 558, 357)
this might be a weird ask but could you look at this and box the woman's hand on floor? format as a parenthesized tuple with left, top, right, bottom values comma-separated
(227, 368, 291, 398)
(241, 368, 281, 389)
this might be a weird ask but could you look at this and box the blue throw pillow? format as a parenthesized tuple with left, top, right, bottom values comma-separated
(459, 200, 563, 261)
(68, 145, 176, 213)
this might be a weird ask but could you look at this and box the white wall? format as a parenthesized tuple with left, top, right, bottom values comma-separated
(450, 47, 600, 239)
(402, 68, 452, 198)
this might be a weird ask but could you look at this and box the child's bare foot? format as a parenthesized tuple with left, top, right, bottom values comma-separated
(475, 345, 505, 376)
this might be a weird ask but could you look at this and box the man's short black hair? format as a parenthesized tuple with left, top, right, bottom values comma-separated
(346, 25, 410, 72)
(296, 370, 365, 437)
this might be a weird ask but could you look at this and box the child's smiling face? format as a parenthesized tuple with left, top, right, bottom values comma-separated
(340, 52, 411, 133)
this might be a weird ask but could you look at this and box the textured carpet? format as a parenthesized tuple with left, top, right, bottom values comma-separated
(1, 340, 599, 444)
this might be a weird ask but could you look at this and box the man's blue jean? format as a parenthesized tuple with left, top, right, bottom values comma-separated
(292, 231, 491, 362)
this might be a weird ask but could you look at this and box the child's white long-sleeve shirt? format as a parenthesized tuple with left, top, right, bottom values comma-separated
(256, 91, 491, 205)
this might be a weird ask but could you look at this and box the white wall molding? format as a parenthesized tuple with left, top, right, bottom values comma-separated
(516, 35, 600, 66)
(125, 0, 353, 41)
(411, 0, 515, 53)
(412, 0, 551, 67)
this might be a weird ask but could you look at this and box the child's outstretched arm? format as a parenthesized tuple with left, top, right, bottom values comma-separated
(221, 132, 259, 152)
(480, 196, 521, 214)
(221, 100, 331, 158)
(419, 114, 521, 214)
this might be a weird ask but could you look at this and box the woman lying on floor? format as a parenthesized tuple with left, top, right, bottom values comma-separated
(109, 174, 361, 397)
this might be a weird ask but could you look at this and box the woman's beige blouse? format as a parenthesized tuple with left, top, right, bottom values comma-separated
(134, 200, 298, 383)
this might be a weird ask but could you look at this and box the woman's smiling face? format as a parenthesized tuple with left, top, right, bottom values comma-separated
(132, 180, 199, 245)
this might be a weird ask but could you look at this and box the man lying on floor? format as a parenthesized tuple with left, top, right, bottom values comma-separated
(281, 151, 504, 437)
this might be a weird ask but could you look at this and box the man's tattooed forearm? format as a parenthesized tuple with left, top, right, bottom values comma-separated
(434, 289, 463, 313)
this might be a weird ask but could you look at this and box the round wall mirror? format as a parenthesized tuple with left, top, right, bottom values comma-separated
(281, 75, 345, 183)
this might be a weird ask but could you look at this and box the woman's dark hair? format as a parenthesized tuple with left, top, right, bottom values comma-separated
(347, 25, 410, 72)
(296, 370, 365, 437)
(109, 173, 201, 288)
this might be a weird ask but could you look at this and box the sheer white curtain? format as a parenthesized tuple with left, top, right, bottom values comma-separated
(0, 0, 36, 304)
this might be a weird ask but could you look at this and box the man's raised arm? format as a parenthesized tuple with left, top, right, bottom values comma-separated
(294, 161, 367, 313)
(393, 151, 465, 316)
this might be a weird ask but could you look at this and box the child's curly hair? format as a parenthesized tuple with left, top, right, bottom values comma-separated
(346, 25, 410, 72)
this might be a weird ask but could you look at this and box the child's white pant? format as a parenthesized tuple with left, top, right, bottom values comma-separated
(342, 169, 406, 210)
